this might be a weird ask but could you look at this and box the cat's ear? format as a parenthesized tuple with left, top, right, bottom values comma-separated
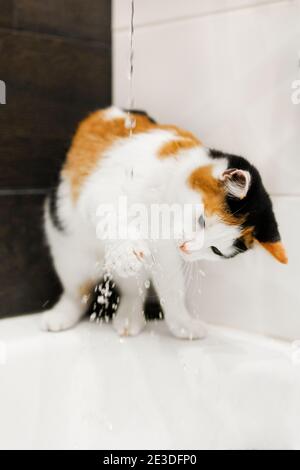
(259, 240, 288, 264)
(221, 168, 251, 199)
(254, 207, 288, 264)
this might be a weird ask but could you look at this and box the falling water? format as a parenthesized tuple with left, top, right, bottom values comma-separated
(91, 1, 137, 321)
(125, 0, 136, 136)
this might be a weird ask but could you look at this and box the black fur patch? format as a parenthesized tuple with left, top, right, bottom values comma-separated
(211, 238, 248, 259)
(209, 149, 280, 243)
(48, 182, 64, 232)
(86, 279, 161, 322)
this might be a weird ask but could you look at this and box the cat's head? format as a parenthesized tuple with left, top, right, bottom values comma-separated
(178, 149, 287, 264)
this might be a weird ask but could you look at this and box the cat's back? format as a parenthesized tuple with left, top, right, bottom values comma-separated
(63, 106, 202, 201)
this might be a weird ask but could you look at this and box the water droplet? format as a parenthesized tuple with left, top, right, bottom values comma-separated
(125, 114, 136, 130)
(90, 312, 97, 322)
(144, 280, 150, 289)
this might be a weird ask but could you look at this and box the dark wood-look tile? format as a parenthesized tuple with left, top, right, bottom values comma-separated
(0, 29, 111, 104)
(0, 1, 111, 317)
(0, 194, 62, 318)
(0, 28, 111, 189)
(14, 0, 111, 42)
(0, 87, 105, 189)
(0, 0, 14, 28)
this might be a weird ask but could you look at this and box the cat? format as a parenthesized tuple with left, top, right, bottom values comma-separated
(41, 106, 287, 339)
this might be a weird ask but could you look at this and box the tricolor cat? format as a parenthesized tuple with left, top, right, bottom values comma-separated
(42, 106, 287, 339)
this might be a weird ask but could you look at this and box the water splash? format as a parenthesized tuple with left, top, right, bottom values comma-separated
(89, 272, 118, 323)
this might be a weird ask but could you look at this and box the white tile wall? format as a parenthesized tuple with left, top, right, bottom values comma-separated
(113, 0, 282, 30)
(113, 0, 300, 339)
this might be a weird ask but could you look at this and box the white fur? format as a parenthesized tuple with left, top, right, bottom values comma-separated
(42, 107, 239, 338)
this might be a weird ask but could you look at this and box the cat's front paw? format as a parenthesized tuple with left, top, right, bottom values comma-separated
(113, 313, 146, 337)
(167, 316, 207, 340)
(113, 300, 146, 336)
(40, 305, 81, 332)
(105, 240, 150, 278)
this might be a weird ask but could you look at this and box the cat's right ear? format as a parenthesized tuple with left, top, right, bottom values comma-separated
(221, 168, 251, 199)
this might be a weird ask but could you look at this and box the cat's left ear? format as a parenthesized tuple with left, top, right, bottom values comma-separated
(259, 240, 288, 264)
(254, 209, 288, 264)
(221, 168, 251, 199)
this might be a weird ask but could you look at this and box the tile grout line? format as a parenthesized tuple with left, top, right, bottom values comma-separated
(0, 189, 49, 196)
(0, 190, 299, 198)
(0, 25, 111, 50)
(113, 0, 294, 32)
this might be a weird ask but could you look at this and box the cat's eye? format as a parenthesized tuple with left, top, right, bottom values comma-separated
(198, 215, 205, 229)
(211, 246, 223, 257)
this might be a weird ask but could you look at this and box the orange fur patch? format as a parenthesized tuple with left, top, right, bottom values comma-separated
(241, 226, 255, 248)
(64, 110, 157, 200)
(188, 165, 242, 225)
(158, 137, 199, 158)
(64, 109, 202, 200)
(158, 127, 201, 158)
(260, 241, 288, 264)
(79, 280, 94, 303)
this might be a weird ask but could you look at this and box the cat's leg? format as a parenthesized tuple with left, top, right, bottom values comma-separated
(150, 240, 206, 339)
(112, 271, 148, 336)
(41, 291, 89, 332)
(41, 208, 101, 332)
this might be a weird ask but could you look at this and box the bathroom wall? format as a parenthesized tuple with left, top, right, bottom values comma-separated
(0, 0, 111, 317)
(113, 0, 300, 339)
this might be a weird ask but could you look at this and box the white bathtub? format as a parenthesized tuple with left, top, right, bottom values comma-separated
(1, 314, 300, 450)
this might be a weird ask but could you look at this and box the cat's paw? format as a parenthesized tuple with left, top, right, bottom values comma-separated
(105, 240, 150, 278)
(113, 314, 146, 337)
(167, 316, 207, 340)
(113, 302, 146, 337)
(40, 306, 81, 332)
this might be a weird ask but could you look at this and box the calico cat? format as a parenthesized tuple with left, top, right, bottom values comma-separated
(42, 106, 287, 339)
